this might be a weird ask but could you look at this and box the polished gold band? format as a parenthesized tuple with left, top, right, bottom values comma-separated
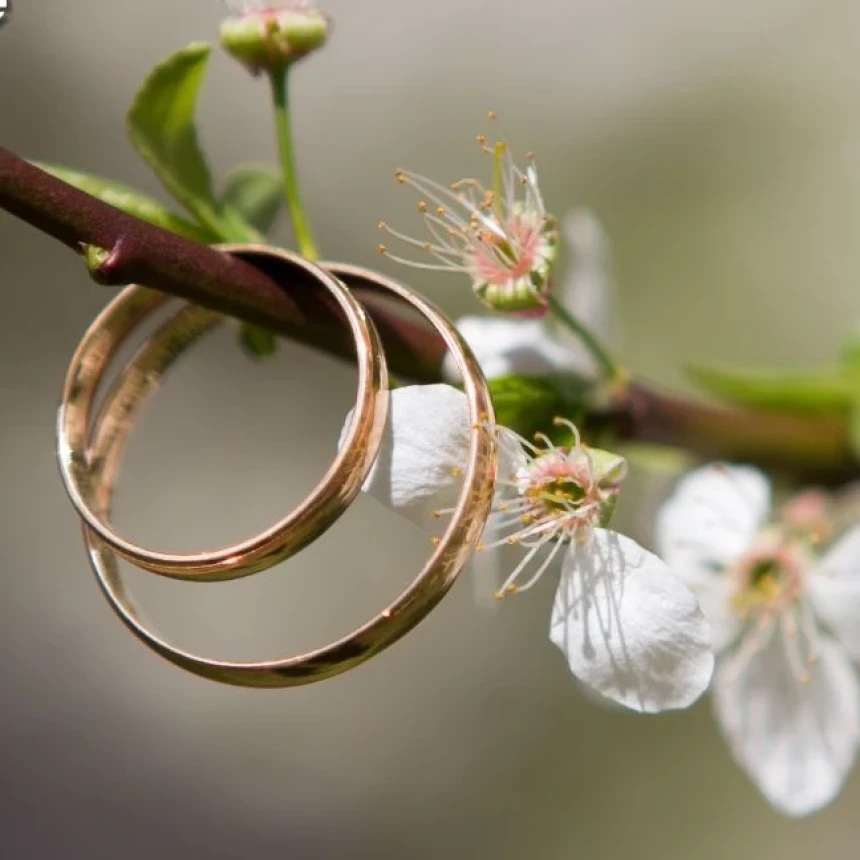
(75, 258, 497, 687)
(58, 245, 389, 581)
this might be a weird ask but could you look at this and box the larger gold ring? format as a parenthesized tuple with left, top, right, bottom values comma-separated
(80, 262, 497, 687)
(58, 246, 389, 581)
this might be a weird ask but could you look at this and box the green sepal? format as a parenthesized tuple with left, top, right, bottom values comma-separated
(221, 165, 283, 236)
(487, 374, 580, 440)
(687, 362, 851, 413)
(598, 493, 618, 529)
(588, 447, 627, 485)
(33, 162, 218, 243)
(127, 42, 258, 243)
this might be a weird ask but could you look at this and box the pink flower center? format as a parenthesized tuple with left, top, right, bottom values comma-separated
(518, 452, 602, 529)
(471, 216, 543, 285)
(731, 535, 807, 617)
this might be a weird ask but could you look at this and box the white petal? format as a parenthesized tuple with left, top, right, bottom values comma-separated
(714, 622, 860, 817)
(492, 426, 530, 479)
(807, 526, 860, 661)
(549, 528, 714, 713)
(656, 463, 771, 572)
(340, 384, 470, 532)
(558, 208, 616, 346)
(684, 569, 741, 654)
(441, 316, 578, 382)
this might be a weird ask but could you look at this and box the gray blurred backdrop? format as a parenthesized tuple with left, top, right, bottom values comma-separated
(2, 1, 860, 857)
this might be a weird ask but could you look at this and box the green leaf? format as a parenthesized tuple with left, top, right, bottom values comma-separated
(840, 330, 860, 457)
(239, 323, 278, 359)
(687, 362, 851, 413)
(33, 162, 219, 243)
(488, 375, 579, 440)
(221, 165, 283, 236)
(614, 442, 696, 477)
(127, 42, 257, 240)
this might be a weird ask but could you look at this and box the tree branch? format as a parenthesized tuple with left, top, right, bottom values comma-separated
(0, 145, 855, 483)
(0, 146, 446, 381)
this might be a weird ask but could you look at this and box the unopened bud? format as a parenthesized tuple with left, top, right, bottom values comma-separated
(220, 2, 329, 76)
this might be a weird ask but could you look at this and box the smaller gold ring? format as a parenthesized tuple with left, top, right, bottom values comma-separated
(81, 264, 497, 687)
(58, 245, 389, 581)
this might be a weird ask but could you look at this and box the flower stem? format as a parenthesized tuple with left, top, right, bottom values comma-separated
(268, 67, 319, 261)
(547, 294, 623, 384)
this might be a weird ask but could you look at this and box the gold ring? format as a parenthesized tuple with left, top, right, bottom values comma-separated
(58, 245, 389, 581)
(80, 263, 497, 687)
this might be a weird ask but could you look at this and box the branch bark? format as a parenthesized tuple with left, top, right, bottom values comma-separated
(0, 147, 446, 381)
(0, 145, 855, 483)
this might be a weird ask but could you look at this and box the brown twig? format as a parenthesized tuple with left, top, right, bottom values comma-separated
(0, 145, 856, 482)
(0, 147, 446, 381)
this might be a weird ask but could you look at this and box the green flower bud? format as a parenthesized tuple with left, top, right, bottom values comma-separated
(220, 2, 329, 75)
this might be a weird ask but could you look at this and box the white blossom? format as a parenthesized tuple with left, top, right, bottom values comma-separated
(442, 208, 615, 383)
(377, 120, 559, 315)
(657, 463, 860, 816)
(343, 384, 713, 713)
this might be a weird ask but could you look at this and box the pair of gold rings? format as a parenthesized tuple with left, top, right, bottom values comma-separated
(57, 245, 497, 687)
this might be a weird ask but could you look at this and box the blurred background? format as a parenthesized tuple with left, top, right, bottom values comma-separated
(2, 0, 860, 857)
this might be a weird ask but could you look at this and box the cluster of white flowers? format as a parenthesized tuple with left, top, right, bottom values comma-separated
(658, 465, 860, 816)
(359, 197, 860, 817)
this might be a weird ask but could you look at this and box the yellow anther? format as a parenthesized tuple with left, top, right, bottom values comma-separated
(476, 543, 486, 552)
(525, 150, 534, 160)
(423, 241, 431, 250)
(476, 134, 487, 145)
(451, 466, 462, 478)
(418, 201, 428, 213)
(430, 537, 441, 546)
(436, 205, 446, 216)
(494, 590, 505, 601)
(395, 170, 406, 183)
(506, 584, 518, 595)
(431, 510, 442, 519)
(505, 537, 517, 546)
(377, 244, 387, 255)
(378, 220, 387, 230)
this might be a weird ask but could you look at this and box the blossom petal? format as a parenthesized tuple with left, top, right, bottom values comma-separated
(685, 571, 741, 654)
(655, 464, 770, 653)
(549, 528, 714, 713)
(340, 384, 470, 531)
(807, 526, 860, 661)
(441, 316, 574, 382)
(714, 622, 860, 816)
(656, 463, 771, 572)
(558, 208, 616, 345)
